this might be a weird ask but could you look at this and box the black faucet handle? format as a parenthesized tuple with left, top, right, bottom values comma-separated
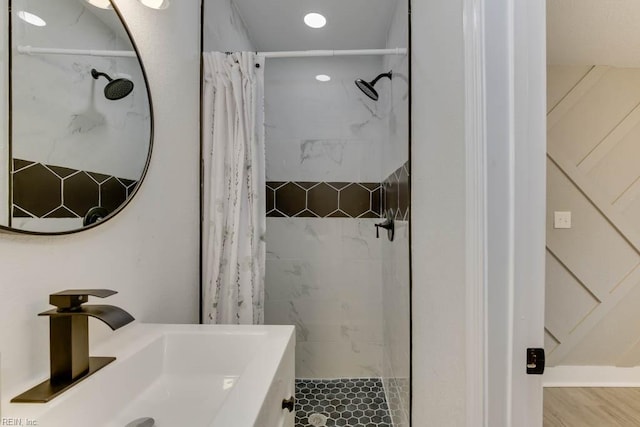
(49, 289, 118, 310)
(374, 218, 395, 241)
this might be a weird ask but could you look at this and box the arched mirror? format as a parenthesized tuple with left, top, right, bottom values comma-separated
(1, 0, 152, 234)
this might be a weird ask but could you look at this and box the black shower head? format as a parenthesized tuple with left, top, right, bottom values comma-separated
(355, 71, 392, 101)
(91, 68, 134, 100)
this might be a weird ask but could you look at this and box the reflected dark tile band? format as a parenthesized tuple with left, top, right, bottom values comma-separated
(12, 158, 137, 219)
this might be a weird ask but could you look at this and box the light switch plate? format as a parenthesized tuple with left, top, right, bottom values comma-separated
(554, 211, 571, 229)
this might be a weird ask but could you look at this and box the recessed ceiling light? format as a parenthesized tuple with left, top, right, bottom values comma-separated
(304, 12, 326, 29)
(85, 0, 112, 9)
(17, 11, 46, 26)
(316, 74, 331, 82)
(139, 0, 170, 9)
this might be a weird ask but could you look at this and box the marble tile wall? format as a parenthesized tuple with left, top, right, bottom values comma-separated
(264, 55, 388, 380)
(266, 218, 383, 378)
(380, 1, 411, 426)
(381, 221, 410, 427)
(203, 0, 254, 52)
(11, 0, 150, 180)
(265, 56, 386, 183)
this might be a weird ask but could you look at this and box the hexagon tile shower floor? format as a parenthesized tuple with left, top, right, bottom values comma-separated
(295, 378, 393, 427)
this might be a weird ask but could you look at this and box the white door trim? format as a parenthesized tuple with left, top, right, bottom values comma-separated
(510, 0, 547, 424)
(463, 0, 488, 424)
(465, 0, 547, 425)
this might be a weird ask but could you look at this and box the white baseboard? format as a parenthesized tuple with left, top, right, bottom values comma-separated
(544, 366, 640, 387)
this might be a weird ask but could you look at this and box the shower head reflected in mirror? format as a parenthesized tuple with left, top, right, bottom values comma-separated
(91, 68, 134, 100)
(355, 71, 392, 101)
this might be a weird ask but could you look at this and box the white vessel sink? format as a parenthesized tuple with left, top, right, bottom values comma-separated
(5, 324, 295, 427)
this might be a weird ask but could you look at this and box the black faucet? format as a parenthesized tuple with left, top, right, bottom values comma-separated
(11, 289, 134, 403)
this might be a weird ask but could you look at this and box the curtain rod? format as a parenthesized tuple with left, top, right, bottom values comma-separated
(258, 48, 407, 58)
(17, 45, 136, 58)
(18, 45, 407, 59)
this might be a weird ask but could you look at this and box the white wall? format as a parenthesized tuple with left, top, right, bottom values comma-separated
(11, 0, 150, 180)
(0, 0, 200, 407)
(411, 0, 467, 424)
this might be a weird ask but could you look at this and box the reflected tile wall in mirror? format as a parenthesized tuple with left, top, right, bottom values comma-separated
(7, 0, 152, 233)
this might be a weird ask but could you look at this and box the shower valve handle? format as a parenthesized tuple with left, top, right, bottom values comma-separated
(375, 219, 394, 239)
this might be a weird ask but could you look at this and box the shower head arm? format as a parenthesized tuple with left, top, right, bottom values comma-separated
(369, 71, 392, 87)
(90, 68, 134, 100)
(91, 68, 113, 82)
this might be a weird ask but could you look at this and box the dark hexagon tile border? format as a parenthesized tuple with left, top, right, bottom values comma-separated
(267, 162, 409, 221)
(12, 163, 62, 217)
(295, 378, 392, 427)
(12, 159, 138, 219)
(307, 183, 339, 217)
(267, 181, 383, 219)
(275, 182, 307, 216)
(383, 161, 410, 222)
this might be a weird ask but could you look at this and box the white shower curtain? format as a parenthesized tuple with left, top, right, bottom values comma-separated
(202, 52, 265, 325)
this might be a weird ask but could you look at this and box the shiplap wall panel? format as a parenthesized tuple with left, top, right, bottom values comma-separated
(548, 68, 640, 165)
(547, 65, 592, 113)
(547, 65, 640, 366)
(547, 160, 640, 298)
(547, 66, 608, 130)
(587, 120, 640, 203)
(618, 341, 640, 367)
(545, 250, 599, 340)
(614, 178, 640, 211)
(561, 282, 640, 365)
(621, 195, 640, 230)
(578, 104, 640, 173)
(545, 329, 560, 354)
(616, 325, 640, 367)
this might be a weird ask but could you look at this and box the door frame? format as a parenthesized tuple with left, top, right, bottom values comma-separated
(464, 0, 547, 425)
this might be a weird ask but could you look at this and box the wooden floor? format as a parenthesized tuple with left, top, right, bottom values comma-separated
(544, 388, 640, 426)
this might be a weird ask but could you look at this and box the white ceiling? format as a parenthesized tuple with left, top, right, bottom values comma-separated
(548, 0, 640, 67)
(232, 0, 398, 51)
